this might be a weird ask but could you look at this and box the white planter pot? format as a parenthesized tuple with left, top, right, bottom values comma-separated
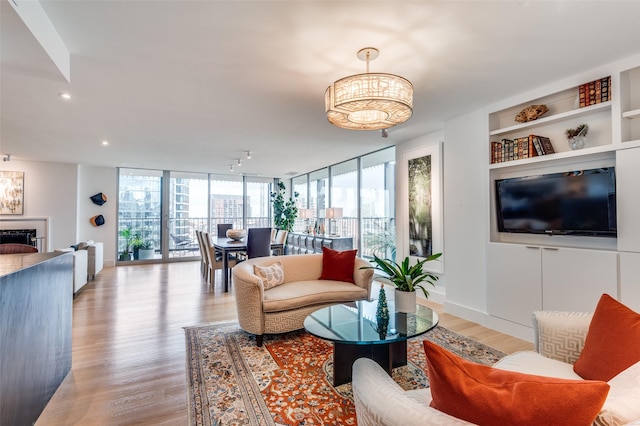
(394, 289, 416, 313)
(138, 249, 155, 260)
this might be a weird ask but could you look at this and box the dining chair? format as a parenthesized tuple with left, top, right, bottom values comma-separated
(216, 223, 239, 263)
(195, 230, 207, 279)
(217, 223, 233, 238)
(245, 227, 273, 259)
(273, 230, 288, 255)
(202, 231, 226, 284)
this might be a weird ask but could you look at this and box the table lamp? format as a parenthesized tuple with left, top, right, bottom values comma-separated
(326, 207, 343, 236)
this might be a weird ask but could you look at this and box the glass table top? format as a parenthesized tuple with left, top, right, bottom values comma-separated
(303, 297, 439, 345)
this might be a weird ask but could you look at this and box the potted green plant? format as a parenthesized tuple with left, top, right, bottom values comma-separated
(137, 241, 155, 260)
(270, 181, 299, 232)
(130, 232, 146, 260)
(566, 123, 589, 150)
(118, 226, 133, 261)
(362, 253, 442, 313)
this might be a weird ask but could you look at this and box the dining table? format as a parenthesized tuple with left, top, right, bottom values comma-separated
(212, 237, 285, 292)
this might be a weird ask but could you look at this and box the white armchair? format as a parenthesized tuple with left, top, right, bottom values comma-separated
(353, 310, 640, 425)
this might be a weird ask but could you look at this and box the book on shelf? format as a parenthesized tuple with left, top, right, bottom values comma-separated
(530, 134, 544, 156)
(535, 135, 555, 155)
(601, 76, 610, 102)
(578, 76, 611, 108)
(579, 84, 587, 108)
(589, 81, 596, 106)
(491, 136, 542, 164)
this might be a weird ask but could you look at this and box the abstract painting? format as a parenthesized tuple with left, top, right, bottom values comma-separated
(0, 171, 24, 214)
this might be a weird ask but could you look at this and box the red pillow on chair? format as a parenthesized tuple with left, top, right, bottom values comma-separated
(319, 247, 357, 283)
(423, 340, 609, 426)
(574, 294, 640, 381)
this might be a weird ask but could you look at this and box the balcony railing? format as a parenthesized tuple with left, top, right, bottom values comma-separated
(118, 215, 395, 261)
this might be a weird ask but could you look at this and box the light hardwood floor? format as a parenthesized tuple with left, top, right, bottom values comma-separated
(36, 261, 532, 425)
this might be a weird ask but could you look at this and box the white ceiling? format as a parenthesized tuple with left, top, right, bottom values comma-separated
(3, 0, 640, 179)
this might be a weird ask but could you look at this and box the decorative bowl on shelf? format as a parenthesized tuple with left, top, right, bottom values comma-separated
(226, 229, 246, 241)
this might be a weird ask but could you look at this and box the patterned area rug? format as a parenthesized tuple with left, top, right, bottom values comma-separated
(184, 322, 505, 426)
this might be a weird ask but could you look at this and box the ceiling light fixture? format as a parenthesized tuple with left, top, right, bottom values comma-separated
(101, 140, 109, 146)
(246, 151, 251, 160)
(325, 47, 413, 131)
(229, 164, 234, 172)
(237, 159, 242, 167)
(58, 92, 72, 100)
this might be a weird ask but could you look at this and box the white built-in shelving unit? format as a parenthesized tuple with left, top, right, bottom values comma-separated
(485, 56, 640, 324)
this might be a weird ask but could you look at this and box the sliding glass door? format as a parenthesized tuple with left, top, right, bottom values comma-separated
(118, 169, 162, 262)
(168, 172, 208, 259)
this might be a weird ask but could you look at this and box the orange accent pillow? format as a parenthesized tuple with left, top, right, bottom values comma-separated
(319, 247, 357, 283)
(423, 340, 609, 426)
(574, 293, 640, 381)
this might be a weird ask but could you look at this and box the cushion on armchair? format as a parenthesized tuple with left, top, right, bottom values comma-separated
(574, 294, 640, 382)
(423, 340, 610, 426)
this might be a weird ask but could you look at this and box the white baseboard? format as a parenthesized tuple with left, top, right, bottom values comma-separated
(443, 300, 534, 343)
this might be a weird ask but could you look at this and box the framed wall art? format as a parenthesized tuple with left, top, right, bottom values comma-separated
(0, 171, 24, 215)
(400, 142, 443, 273)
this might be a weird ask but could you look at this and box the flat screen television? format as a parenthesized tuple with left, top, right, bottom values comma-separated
(495, 167, 617, 237)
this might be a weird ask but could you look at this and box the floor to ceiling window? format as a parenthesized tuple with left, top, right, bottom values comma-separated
(309, 168, 328, 233)
(291, 146, 395, 258)
(168, 172, 208, 259)
(209, 174, 244, 234)
(361, 147, 396, 259)
(118, 169, 279, 262)
(330, 159, 358, 240)
(246, 177, 273, 228)
(292, 175, 308, 232)
(118, 169, 162, 261)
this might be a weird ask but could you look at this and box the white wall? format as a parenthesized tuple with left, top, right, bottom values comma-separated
(78, 166, 117, 266)
(441, 111, 490, 323)
(0, 160, 78, 250)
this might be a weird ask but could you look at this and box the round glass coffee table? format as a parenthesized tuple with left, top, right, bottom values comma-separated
(303, 297, 439, 386)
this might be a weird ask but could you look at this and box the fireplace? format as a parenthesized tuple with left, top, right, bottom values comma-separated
(0, 229, 37, 246)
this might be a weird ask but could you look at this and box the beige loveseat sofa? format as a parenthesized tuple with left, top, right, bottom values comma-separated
(353, 310, 640, 425)
(233, 253, 374, 346)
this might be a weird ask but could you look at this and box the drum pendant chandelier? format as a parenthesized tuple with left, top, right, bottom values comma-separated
(325, 47, 413, 131)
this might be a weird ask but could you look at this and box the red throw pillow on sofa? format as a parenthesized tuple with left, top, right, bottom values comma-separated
(574, 294, 640, 381)
(423, 340, 609, 426)
(319, 247, 357, 283)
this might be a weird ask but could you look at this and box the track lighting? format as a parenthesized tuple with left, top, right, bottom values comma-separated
(381, 129, 388, 138)
(3, 154, 11, 162)
(246, 151, 252, 159)
(237, 159, 242, 167)
(229, 164, 234, 172)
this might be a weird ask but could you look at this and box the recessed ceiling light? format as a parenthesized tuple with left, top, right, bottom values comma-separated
(101, 140, 109, 146)
(58, 92, 72, 100)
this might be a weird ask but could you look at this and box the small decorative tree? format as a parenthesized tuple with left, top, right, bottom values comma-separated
(375, 284, 389, 339)
(270, 181, 299, 232)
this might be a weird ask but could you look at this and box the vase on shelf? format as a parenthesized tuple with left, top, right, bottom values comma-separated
(568, 135, 586, 150)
